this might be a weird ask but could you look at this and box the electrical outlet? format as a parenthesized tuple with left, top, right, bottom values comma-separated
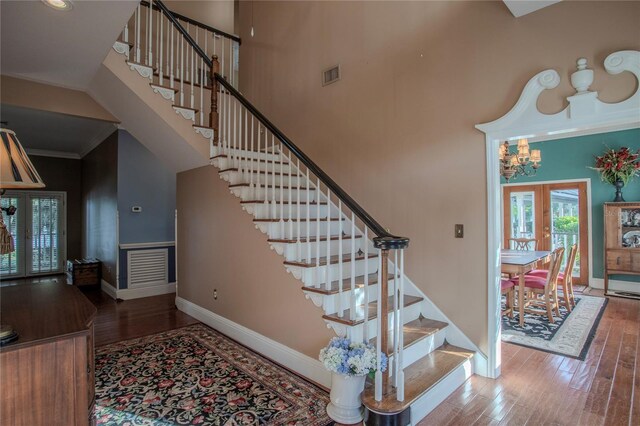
(455, 224, 464, 238)
(213, 289, 218, 300)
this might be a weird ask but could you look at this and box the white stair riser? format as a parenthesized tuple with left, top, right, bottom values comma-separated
(269, 237, 365, 261)
(234, 187, 318, 203)
(287, 256, 380, 286)
(306, 282, 396, 316)
(255, 220, 344, 238)
(212, 156, 289, 172)
(221, 170, 307, 187)
(326, 302, 423, 343)
(248, 203, 331, 220)
(212, 150, 281, 165)
(391, 327, 447, 370)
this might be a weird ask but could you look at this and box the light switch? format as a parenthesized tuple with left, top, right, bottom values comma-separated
(455, 224, 464, 238)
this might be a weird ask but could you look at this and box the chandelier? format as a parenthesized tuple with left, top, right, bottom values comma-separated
(499, 138, 541, 182)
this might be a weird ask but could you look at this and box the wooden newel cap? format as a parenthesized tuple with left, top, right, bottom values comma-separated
(373, 236, 410, 250)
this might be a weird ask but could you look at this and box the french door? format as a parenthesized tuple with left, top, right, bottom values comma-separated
(0, 191, 66, 279)
(503, 182, 589, 285)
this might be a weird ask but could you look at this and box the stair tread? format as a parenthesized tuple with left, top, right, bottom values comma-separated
(229, 183, 309, 190)
(173, 105, 199, 113)
(213, 154, 282, 164)
(284, 252, 377, 268)
(117, 40, 134, 49)
(243, 200, 327, 206)
(219, 167, 294, 175)
(322, 295, 423, 326)
(362, 343, 474, 414)
(194, 124, 214, 130)
(369, 315, 449, 355)
(254, 217, 344, 223)
(149, 82, 178, 92)
(269, 234, 361, 244)
(302, 272, 393, 294)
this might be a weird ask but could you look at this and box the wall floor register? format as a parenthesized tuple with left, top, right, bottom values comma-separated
(67, 258, 102, 287)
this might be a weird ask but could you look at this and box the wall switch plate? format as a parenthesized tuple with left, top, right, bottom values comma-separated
(131, 206, 142, 213)
(213, 289, 218, 300)
(455, 224, 464, 238)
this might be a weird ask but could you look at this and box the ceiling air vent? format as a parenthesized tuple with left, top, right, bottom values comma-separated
(322, 65, 341, 86)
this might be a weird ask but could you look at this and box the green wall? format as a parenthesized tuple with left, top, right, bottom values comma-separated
(502, 128, 640, 283)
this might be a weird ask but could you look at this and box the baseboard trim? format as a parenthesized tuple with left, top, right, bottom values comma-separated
(118, 283, 176, 300)
(590, 277, 640, 293)
(101, 279, 118, 299)
(101, 279, 176, 300)
(175, 296, 331, 388)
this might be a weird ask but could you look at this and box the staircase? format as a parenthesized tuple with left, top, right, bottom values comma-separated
(105, 1, 481, 423)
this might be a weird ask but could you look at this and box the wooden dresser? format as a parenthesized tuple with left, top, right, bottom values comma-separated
(0, 283, 97, 425)
(604, 202, 640, 295)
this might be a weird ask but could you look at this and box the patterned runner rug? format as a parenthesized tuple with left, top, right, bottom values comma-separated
(94, 324, 331, 425)
(501, 294, 608, 360)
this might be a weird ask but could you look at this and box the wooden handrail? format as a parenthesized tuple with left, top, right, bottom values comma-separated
(142, 0, 241, 44)
(213, 71, 409, 249)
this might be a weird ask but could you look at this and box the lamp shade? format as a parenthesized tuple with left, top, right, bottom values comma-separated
(0, 128, 45, 189)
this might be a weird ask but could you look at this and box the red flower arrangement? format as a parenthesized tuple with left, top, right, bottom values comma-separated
(591, 146, 640, 185)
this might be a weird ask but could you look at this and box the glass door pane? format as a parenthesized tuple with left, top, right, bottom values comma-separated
(550, 189, 581, 276)
(0, 194, 25, 278)
(509, 191, 536, 242)
(27, 194, 64, 275)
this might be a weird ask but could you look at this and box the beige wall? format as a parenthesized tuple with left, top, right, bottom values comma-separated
(0, 76, 118, 123)
(164, 0, 235, 35)
(177, 166, 334, 358)
(232, 1, 640, 353)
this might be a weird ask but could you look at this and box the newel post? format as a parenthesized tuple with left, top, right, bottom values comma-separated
(210, 55, 220, 143)
(379, 248, 390, 394)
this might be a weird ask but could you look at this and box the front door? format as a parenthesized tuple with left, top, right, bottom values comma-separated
(0, 191, 66, 279)
(503, 181, 589, 285)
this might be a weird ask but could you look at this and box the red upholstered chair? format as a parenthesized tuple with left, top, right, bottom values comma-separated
(501, 280, 515, 318)
(527, 244, 578, 312)
(512, 246, 565, 323)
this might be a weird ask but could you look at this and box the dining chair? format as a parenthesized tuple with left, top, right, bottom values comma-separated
(508, 238, 538, 251)
(501, 280, 515, 318)
(528, 244, 578, 312)
(511, 246, 565, 323)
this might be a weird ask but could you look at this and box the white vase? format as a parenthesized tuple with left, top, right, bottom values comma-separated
(326, 372, 367, 424)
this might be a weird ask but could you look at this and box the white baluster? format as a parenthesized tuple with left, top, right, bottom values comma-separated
(363, 227, 369, 342)
(180, 33, 184, 106)
(315, 178, 321, 288)
(326, 189, 332, 291)
(279, 150, 285, 238)
(263, 129, 269, 209)
(338, 199, 343, 318)
(350, 212, 356, 321)
(306, 168, 310, 262)
(296, 159, 302, 261)
(244, 108, 249, 183)
(393, 250, 399, 387)
(145, 3, 150, 66)
(288, 153, 293, 238)
(190, 40, 195, 110)
(271, 135, 277, 219)
(221, 35, 225, 82)
(199, 57, 204, 125)
(237, 106, 243, 177)
(158, 13, 163, 85)
(375, 251, 383, 402)
(249, 116, 255, 198)
(169, 22, 174, 88)
(135, 5, 141, 63)
(397, 249, 405, 402)
(155, 6, 159, 70)
(124, 23, 130, 60)
(229, 38, 233, 87)
(186, 23, 190, 84)
(233, 98, 237, 169)
(255, 123, 261, 200)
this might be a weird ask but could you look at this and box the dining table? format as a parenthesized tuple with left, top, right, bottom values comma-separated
(501, 249, 553, 326)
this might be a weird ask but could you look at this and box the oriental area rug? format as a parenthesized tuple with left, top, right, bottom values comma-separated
(501, 294, 608, 360)
(94, 324, 332, 425)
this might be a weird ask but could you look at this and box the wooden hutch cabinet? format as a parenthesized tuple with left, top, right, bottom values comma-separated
(0, 283, 97, 425)
(604, 202, 640, 295)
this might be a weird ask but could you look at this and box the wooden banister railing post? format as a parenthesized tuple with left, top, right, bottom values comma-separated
(211, 55, 220, 142)
(379, 248, 390, 395)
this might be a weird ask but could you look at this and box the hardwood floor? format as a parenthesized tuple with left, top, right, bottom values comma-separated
(418, 289, 640, 426)
(4, 276, 638, 425)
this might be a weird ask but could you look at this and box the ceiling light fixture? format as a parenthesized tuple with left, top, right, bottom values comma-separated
(42, 0, 73, 11)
